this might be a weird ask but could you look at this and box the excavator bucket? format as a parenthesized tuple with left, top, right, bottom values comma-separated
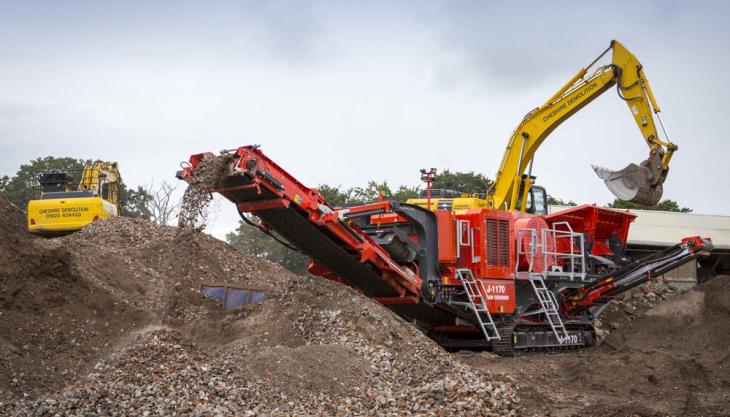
(593, 160, 663, 206)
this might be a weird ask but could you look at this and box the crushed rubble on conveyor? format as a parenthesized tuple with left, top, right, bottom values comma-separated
(0, 195, 519, 416)
(177, 154, 233, 230)
(592, 278, 682, 342)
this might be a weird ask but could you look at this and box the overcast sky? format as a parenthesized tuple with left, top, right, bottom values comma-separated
(1, 1, 729, 239)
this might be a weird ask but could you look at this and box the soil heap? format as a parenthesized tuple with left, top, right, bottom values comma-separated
(0, 196, 519, 416)
(461, 275, 730, 417)
(566, 275, 730, 416)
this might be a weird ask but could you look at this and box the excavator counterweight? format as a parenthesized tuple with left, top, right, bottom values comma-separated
(27, 161, 121, 236)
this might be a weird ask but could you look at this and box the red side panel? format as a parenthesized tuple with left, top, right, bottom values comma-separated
(450, 209, 515, 281)
(544, 204, 636, 257)
(437, 211, 456, 263)
(481, 279, 516, 313)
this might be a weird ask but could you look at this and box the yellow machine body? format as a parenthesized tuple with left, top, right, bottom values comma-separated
(27, 196, 117, 235)
(26, 161, 121, 236)
(411, 40, 676, 213)
(408, 196, 489, 213)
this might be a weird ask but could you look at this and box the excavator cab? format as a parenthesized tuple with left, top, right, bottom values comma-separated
(525, 185, 548, 215)
(515, 180, 548, 215)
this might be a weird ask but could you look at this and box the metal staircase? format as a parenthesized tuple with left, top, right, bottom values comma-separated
(527, 274, 569, 343)
(453, 269, 501, 341)
(515, 225, 583, 344)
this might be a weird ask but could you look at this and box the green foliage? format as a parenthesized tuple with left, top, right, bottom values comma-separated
(0, 175, 11, 194)
(547, 195, 577, 206)
(119, 183, 154, 219)
(226, 173, 488, 273)
(317, 182, 419, 207)
(608, 198, 692, 212)
(350, 181, 419, 204)
(316, 184, 352, 207)
(0, 156, 85, 208)
(0, 156, 153, 219)
(430, 170, 492, 196)
(226, 215, 309, 275)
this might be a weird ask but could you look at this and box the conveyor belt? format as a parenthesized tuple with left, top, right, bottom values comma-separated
(177, 147, 465, 329)
(217, 172, 400, 298)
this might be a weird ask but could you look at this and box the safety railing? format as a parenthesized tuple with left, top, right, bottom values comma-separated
(516, 223, 587, 282)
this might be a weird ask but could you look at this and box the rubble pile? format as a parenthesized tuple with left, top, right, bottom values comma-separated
(0, 200, 150, 400)
(292, 305, 518, 416)
(37, 216, 292, 319)
(2, 329, 254, 417)
(0, 197, 31, 237)
(577, 275, 730, 416)
(593, 279, 680, 341)
(0, 196, 519, 416)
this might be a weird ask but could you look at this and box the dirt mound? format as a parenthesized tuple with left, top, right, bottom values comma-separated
(0, 205, 149, 400)
(461, 276, 730, 417)
(0, 202, 519, 415)
(0, 196, 32, 238)
(603, 275, 730, 353)
(570, 276, 730, 416)
(593, 279, 681, 342)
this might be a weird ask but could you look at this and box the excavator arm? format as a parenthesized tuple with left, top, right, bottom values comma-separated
(489, 40, 677, 211)
(78, 161, 121, 207)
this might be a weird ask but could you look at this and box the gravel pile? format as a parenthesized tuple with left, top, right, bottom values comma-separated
(292, 306, 519, 416)
(1, 201, 520, 416)
(1, 328, 256, 417)
(0, 196, 32, 237)
(36, 216, 291, 318)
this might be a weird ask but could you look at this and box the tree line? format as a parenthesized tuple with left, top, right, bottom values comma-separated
(0, 156, 180, 223)
(1, 156, 692, 275)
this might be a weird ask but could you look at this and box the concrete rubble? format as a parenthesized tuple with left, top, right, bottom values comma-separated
(0, 198, 519, 416)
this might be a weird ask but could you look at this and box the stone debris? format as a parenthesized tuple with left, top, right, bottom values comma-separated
(292, 308, 518, 416)
(0, 197, 519, 416)
(593, 279, 680, 342)
(177, 154, 232, 230)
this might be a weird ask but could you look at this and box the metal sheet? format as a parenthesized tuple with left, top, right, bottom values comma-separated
(200, 285, 266, 309)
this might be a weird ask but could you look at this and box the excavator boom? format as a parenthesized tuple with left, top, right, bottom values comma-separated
(490, 40, 676, 210)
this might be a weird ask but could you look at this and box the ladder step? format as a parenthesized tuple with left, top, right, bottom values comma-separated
(528, 273, 569, 344)
(455, 269, 501, 342)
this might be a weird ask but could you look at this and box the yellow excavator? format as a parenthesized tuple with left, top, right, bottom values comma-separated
(409, 40, 676, 213)
(27, 161, 121, 236)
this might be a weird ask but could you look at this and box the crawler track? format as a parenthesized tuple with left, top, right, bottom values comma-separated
(494, 322, 596, 356)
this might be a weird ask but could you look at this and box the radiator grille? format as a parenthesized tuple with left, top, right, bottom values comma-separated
(486, 218, 510, 266)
